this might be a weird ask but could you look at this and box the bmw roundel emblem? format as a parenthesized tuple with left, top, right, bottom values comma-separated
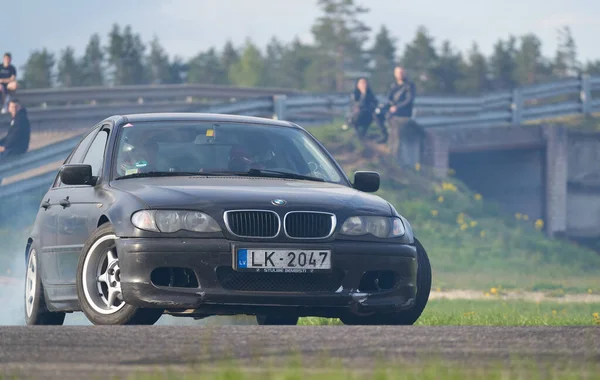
(271, 199, 287, 206)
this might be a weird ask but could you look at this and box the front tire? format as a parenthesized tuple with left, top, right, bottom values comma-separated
(76, 224, 163, 325)
(340, 237, 432, 325)
(25, 248, 66, 325)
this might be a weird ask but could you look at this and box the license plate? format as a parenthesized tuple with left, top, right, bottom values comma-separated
(235, 249, 332, 273)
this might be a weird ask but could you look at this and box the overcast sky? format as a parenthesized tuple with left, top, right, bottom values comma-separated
(2, 0, 599, 69)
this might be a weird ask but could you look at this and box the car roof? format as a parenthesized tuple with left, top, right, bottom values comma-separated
(105, 113, 300, 129)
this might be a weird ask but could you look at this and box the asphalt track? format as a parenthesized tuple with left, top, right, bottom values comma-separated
(0, 325, 598, 379)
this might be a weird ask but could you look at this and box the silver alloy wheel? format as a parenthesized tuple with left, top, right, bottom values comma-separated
(25, 250, 37, 318)
(82, 234, 126, 315)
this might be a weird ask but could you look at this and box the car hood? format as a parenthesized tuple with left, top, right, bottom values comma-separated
(110, 176, 392, 216)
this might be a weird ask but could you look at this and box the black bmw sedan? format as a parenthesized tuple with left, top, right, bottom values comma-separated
(24, 113, 431, 326)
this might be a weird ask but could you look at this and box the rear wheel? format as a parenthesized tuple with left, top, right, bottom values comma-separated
(256, 315, 299, 325)
(340, 237, 432, 325)
(24, 248, 66, 325)
(76, 224, 164, 325)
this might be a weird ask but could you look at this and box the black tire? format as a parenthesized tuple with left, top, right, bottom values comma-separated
(24, 248, 66, 326)
(340, 237, 432, 325)
(76, 223, 164, 325)
(256, 315, 299, 325)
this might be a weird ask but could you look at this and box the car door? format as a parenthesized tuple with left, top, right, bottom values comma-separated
(54, 126, 109, 285)
(39, 128, 99, 289)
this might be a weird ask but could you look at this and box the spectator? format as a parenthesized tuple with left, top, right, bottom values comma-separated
(0, 98, 31, 183)
(346, 77, 386, 142)
(376, 66, 417, 159)
(0, 52, 18, 114)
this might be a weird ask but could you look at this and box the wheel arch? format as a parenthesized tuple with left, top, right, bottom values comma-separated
(25, 238, 34, 264)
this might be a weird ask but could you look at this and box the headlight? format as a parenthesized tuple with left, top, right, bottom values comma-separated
(340, 216, 405, 238)
(131, 210, 221, 233)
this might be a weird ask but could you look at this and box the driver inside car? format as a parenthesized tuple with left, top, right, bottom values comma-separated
(118, 137, 160, 176)
(228, 144, 277, 172)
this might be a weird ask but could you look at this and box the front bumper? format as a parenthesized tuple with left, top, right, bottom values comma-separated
(116, 238, 417, 318)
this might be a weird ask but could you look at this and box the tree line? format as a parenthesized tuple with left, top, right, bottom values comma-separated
(17, 0, 600, 96)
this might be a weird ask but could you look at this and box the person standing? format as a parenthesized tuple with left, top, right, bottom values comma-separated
(0, 53, 18, 114)
(346, 77, 384, 141)
(0, 98, 31, 184)
(377, 66, 417, 159)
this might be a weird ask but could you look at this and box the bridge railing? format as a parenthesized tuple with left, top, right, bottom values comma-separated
(0, 74, 599, 198)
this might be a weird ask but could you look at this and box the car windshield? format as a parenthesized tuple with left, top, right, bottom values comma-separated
(112, 121, 345, 184)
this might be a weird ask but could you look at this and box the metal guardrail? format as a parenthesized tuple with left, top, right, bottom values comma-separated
(1, 74, 599, 199)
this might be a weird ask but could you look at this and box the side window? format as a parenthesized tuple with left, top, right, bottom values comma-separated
(82, 130, 109, 177)
(52, 128, 99, 188)
(69, 129, 99, 164)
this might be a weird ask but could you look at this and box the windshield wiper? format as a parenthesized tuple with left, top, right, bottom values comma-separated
(114, 171, 202, 180)
(245, 168, 325, 182)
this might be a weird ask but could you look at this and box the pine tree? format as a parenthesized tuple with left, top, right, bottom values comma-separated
(106, 24, 147, 85)
(80, 34, 105, 86)
(515, 34, 546, 85)
(21, 49, 55, 89)
(187, 48, 226, 84)
(310, 0, 371, 91)
(433, 40, 464, 94)
(400, 26, 439, 94)
(57, 46, 82, 87)
(221, 41, 240, 84)
(369, 25, 397, 92)
(553, 26, 580, 78)
(489, 38, 517, 90)
(147, 37, 172, 84)
(228, 39, 265, 87)
(263, 37, 286, 87)
(459, 43, 490, 94)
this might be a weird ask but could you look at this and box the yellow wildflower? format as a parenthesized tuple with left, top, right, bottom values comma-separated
(484, 292, 490, 297)
(474, 193, 482, 201)
(438, 196, 444, 203)
(460, 223, 468, 231)
(415, 162, 421, 172)
(470, 220, 478, 227)
(523, 214, 529, 221)
(593, 312, 599, 319)
(535, 219, 544, 230)
(436, 287, 441, 292)
(588, 289, 593, 294)
(515, 213, 522, 220)
(463, 312, 476, 316)
(480, 230, 486, 238)
(431, 210, 438, 217)
(552, 310, 557, 315)
(490, 287, 498, 295)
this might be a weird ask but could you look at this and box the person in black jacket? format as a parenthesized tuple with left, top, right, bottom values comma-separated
(346, 77, 387, 142)
(0, 98, 31, 182)
(375, 66, 417, 158)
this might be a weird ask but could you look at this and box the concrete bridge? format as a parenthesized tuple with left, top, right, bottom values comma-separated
(399, 122, 600, 242)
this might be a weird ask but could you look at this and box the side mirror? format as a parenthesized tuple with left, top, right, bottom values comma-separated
(353, 171, 380, 193)
(60, 164, 95, 186)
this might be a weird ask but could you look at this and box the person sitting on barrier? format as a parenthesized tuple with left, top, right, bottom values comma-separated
(0, 98, 31, 184)
(346, 77, 387, 142)
(375, 66, 416, 158)
(0, 53, 18, 114)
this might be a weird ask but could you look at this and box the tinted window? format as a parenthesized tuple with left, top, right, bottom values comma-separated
(113, 121, 344, 183)
(82, 130, 109, 176)
(53, 128, 99, 187)
(69, 129, 99, 164)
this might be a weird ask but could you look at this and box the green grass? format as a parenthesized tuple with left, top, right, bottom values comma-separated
(307, 121, 600, 292)
(122, 360, 600, 380)
(299, 299, 600, 326)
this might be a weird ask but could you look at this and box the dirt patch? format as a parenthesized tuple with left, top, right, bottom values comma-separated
(430, 289, 600, 303)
